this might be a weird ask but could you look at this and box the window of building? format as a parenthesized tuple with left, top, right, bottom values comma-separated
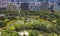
(21, 0, 29, 3)
(46, 0, 48, 1)
(30, 0, 35, 1)
(49, 0, 54, 2)
(17, 0, 21, 2)
(11, 0, 15, 2)
(29, 0, 36, 2)
(37, 0, 43, 2)
(58, 2, 60, 5)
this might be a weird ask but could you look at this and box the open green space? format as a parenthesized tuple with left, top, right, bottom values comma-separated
(0, 10, 60, 36)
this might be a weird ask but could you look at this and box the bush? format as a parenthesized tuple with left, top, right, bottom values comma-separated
(29, 30, 39, 36)
(0, 20, 6, 27)
(1, 30, 19, 36)
(14, 24, 23, 30)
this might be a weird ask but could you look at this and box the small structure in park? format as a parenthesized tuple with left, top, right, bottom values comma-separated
(0, 14, 5, 17)
(0, 31, 1, 35)
(0, 29, 1, 36)
(18, 31, 29, 36)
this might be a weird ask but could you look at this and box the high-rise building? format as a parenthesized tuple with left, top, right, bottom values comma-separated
(0, 0, 60, 11)
(29, 0, 49, 11)
(21, 3, 29, 10)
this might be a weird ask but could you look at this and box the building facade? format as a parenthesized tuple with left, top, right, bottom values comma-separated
(0, 0, 60, 11)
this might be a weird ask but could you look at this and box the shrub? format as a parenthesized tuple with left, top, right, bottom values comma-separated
(29, 30, 39, 36)
(1, 30, 19, 36)
(0, 20, 6, 27)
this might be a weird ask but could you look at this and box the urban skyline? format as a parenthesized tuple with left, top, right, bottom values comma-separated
(0, 0, 60, 11)
(0, 0, 57, 3)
